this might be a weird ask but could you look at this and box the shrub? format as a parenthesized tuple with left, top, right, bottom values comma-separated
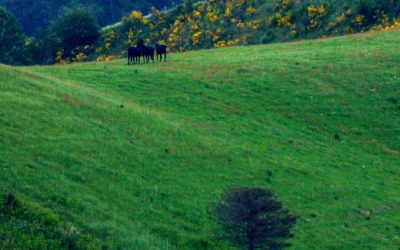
(214, 187, 298, 250)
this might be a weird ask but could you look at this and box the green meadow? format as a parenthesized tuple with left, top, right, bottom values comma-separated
(1, 30, 399, 249)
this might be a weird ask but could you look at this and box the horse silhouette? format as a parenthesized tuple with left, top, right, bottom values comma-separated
(128, 46, 139, 64)
(144, 46, 154, 63)
(128, 40, 161, 65)
(155, 44, 167, 62)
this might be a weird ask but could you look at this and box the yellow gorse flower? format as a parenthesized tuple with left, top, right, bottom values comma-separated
(336, 13, 345, 23)
(130, 11, 143, 19)
(246, 7, 255, 16)
(75, 52, 87, 62)
(192, 31, 202, 45)
(193, 10, 201, 18)
(214, 40, 226, 48)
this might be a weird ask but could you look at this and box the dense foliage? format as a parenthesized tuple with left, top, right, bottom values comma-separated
(49, 0, 399, 63)
(214, 187, 298, 250)
(1, 0, 399, 65)
(0, 7, 25, 65)
(0, 0, 180, 35)
(52, 7, 100, 61)
(100, 0, 400, 55)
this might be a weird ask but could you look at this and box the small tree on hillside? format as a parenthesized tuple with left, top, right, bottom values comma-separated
(214, 187, 298, 250)
(52, 7, 100, 56)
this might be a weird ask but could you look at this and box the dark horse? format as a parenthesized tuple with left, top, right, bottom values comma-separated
(155, 44, 167, 62)
(128, 46, 139, 65)
(144, 46, 154, 63)
(128, 40, 154, 64)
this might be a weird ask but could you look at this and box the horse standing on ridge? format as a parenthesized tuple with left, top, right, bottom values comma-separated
(128, 40, 161, 65)
(155, 44, 167, 62)
(144, 46, 155, 63)
(128, 46, 140, 65)
(135, 40, 146, 64)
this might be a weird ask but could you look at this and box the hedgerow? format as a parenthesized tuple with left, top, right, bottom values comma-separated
(88, 0, 399, 62)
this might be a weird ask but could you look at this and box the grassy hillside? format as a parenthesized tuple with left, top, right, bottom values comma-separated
(1, 30, 400, 249)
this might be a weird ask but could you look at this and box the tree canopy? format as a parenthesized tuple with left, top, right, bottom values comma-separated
(0, 6, 25, 65)
(0, 0, 181, 35)
(214, 187, 298, 250)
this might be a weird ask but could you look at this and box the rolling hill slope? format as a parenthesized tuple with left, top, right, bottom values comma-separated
(1, 30, 400, 249)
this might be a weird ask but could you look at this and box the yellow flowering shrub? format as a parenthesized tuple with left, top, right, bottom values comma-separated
(307, 5, 326, 30)
(224, 2, 233, 17)
(206, 12, 218, 23)
(267, 16, 275, 26)
(212, 29, 221, 42)
(127, 28, 135, 46)
(247, 20, 262, 30)
(105, 42, 111, 50)
(336, 13, 345, 23)
(372, 18, 400, 31)
(308, 6, 317, 17)
(237, 21, 245, 28)
(141, 18, 149, 25)
(59, 59, 69, 65)
(97, 55, 117, 62)
(103, 31, 117, 50)
(92, 0, 399, 59)
(191, 23, 199, 30)
(318, 6, 326, 15)
(130, 11, 143, 19)
(214, 40, 226, 48)
(374, 10, 389, 26)
(192, 31, 202, 45)
(193, 10, 202, 19)
(226, 39, 239, 46)
(246, 7, 255, 16)
(276, 13, 293, 28)
(275, 0, 291, 11)
(161, 28, 168, 35)
(75, 52, 87, 62)
(352, 15, 365, 26)
(56, 49, 64, 64)
(157, 40, 166, 45)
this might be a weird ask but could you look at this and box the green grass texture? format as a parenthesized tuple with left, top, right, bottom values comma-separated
(1, 30, 399, 249)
